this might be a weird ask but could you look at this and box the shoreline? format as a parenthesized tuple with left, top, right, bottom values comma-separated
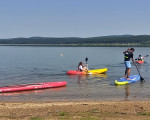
(1, 100, 150, 120)
(0, 44, 150, 47)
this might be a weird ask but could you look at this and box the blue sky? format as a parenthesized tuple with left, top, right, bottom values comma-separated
(0, 0, 150, 38)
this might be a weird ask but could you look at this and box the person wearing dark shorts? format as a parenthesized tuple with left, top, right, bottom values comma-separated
(123, 48, 137, 80)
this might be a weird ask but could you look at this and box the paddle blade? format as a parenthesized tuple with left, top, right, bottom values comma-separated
(140, 76, 144, 81)
(85, 57, 88, 62)
(144, 55, 149, 57)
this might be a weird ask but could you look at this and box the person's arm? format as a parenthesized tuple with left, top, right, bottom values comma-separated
(135, 57, 138, 60)
(123, 48, 130, 54)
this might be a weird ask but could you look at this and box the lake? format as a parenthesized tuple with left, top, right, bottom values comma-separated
(0, 46, 149, 102)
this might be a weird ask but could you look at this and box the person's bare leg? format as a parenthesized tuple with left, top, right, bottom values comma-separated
(124, 69, 127, 78)
(127, 68, 131, 80)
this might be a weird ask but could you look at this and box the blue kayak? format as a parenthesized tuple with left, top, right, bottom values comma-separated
(115, 75, 140, 85)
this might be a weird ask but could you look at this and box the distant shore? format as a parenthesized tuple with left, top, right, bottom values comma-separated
(0, 43, 150, 47)
(1, 35, 150, 47)
(0, 101, 150, 120)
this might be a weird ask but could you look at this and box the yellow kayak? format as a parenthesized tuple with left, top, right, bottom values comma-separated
(88, 68, 107, 74)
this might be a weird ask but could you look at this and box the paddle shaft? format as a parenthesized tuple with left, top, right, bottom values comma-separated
(85, 57, 88, 69)
(136, 66, 141, 76)
(135, 65, 144, 81)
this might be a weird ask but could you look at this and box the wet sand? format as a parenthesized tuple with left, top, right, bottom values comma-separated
(0, 101, 150, 120)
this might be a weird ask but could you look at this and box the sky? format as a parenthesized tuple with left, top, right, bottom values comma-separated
(0, 0, 150, 38)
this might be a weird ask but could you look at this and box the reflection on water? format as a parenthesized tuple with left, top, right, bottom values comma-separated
(67, 74, 107, 88)
(125, 84, 130, 101)
(115, 80, 146, 101)
(115, 85, 130, 101)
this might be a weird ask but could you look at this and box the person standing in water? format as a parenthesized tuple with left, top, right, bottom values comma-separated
(123, 48, 137, 80)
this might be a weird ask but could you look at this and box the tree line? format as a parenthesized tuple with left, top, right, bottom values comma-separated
(0, 35, 150, 46)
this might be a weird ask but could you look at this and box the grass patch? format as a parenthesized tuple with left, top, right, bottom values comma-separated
(57, 112, 71, 120)
(0, 116, 16, 119)
(31, 117, 42, 120)
(80, 117, 100, 120)
(139, 112, 150, 116)
(58, 112, 69, 116)
(91, 109, 101, 113)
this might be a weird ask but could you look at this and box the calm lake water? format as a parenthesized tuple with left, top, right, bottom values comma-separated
(0, 46, 149, 102)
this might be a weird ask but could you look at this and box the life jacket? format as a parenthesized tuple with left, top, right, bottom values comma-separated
(138, 57, 143, 61)
(124, 51, 130, 59)
(124, 51, 133, 61)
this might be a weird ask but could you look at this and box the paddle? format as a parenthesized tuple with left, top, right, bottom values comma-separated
(135, 55, 149, 60)
(85, 57, 88, 69)
(144, 55, 149, 57)
(135, 65, 144, 81)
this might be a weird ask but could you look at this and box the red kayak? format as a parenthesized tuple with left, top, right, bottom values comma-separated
(136, 60, 144, 64)
(0, 81, 67, 93)
(67, 70, 87, 75)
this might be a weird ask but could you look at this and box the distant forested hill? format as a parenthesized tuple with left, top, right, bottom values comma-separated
(0, 35, 150, 46)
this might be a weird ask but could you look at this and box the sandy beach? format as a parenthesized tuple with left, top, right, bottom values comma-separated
(0, 101, 150, 120)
